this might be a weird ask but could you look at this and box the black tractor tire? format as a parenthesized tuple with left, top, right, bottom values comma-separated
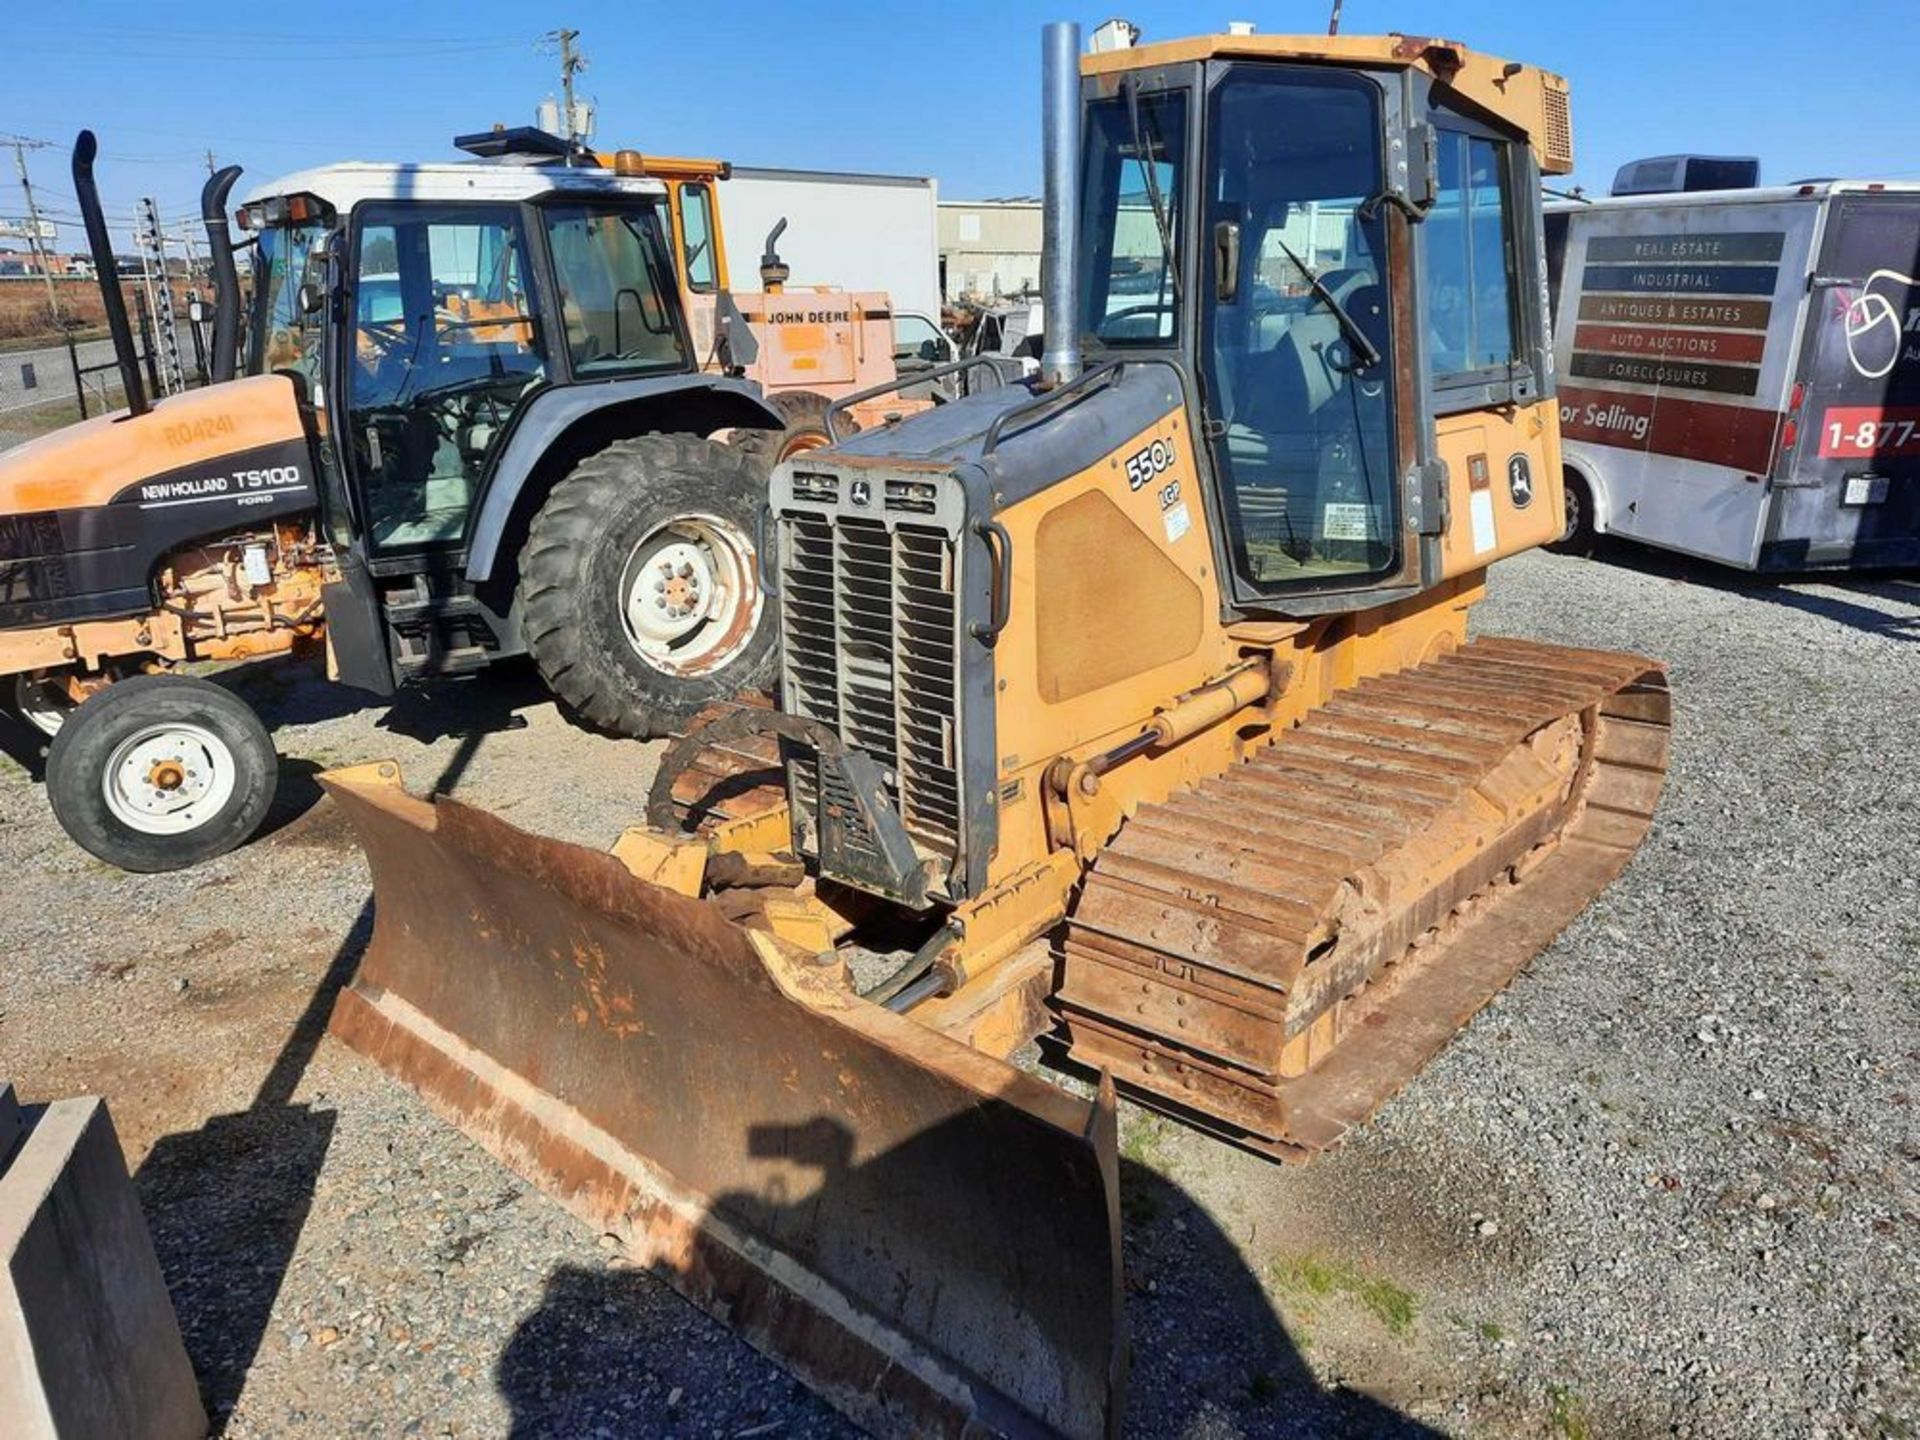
(727, 390, 857, 470)
(1547, 469, 1596, 556)
(45, 673, 278, 873)
(518, 434, 779, 740)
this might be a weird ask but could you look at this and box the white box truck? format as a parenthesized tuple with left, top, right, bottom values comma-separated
(719, 166, 943, 328)
(1547, 176, 1920, 571)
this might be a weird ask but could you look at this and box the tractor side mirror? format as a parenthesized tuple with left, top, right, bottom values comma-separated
(295, 281, 325, 317)
(1213, 219, 1240, 304)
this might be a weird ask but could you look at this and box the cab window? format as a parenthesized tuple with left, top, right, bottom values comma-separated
(893, 313, 952, 367)
(680, 183, 718, 291)
(1078, 88, 1187, 346)
(542, 203, 689, 376)
(1427, 131, 1520, 383)
(250, 223, 328, 380)
(1199, 67, 1399, 594)
(345, 204, 545, 554)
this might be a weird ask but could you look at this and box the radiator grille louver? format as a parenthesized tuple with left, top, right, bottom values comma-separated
(779, 509, 963, 876)
(1541, 80, 1574, 174)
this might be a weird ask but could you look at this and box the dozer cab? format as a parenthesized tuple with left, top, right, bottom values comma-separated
(323, 22, 1672, 1439)
(0, 133, 944, 872)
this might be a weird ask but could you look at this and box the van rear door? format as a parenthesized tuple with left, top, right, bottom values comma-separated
(1771, 193, 1920, 570)
(1556, 198, 1814, 568)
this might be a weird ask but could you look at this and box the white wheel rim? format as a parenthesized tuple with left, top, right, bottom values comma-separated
(100, 721, 238, 835)
(617, 513, 763, 678)
(14, 675, 70, 738)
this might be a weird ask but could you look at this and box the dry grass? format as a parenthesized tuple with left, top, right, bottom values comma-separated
(0, 278, 129, 342)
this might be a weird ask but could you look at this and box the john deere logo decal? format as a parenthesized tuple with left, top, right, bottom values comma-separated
(1507, 454, 1534, 509)
(849, 479, 873, 508)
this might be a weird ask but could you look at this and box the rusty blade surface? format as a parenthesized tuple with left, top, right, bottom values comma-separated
(320, 765, 1123, 1440)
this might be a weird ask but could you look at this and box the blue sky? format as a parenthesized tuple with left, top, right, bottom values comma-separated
(3, 0, 1915, 249)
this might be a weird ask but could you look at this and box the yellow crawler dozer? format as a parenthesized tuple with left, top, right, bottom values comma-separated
(320, 22, 1670, 1438)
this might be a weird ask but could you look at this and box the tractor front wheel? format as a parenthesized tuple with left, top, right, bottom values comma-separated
(518, 434, 778, 739)
(45, 673, 278, 872)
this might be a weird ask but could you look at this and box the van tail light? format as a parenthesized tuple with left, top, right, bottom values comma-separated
(1773, 383, 1806, 472)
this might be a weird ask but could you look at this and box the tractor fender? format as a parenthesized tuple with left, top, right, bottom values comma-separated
(464, 375, 784, 585)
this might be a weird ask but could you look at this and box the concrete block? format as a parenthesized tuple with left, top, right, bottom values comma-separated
(0, 1084, 206, 1440)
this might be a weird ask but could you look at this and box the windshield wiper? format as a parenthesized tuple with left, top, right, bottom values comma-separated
(1124, 75, 1182, 304)
(1273, 235, 1380, 370)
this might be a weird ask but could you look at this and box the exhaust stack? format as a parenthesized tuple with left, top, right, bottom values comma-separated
(200, 164, 245, 383)
(1039, 20, 1082, 387)
(71, 131, 148, 418)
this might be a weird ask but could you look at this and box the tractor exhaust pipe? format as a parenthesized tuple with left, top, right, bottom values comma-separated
(70, 131, 148, 418)
(200, 164, 245, 383)
(1039, 20, 1082, 387)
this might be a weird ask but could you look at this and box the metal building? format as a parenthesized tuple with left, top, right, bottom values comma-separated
(938, 198, 1042, 303)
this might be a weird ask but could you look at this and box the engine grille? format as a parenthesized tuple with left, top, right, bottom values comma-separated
(1541, 76, 1574, 174)
(779, 507, 964, 881)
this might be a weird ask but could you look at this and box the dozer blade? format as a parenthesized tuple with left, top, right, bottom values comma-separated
(318, 763, 1123, 1440)
(1058, 637, 1672, 1159)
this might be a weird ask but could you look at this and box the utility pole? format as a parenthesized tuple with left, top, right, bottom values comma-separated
(4, 134, 65, 330)
(205, 148, 217, 177)
(547, 28, 586, 148)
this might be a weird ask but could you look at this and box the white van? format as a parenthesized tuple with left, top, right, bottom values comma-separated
(1546, 179, 1920, 571)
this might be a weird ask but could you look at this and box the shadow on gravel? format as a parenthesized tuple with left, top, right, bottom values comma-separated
(0, 711, 47, 781)
(1575, 540, 1920, 640)
(493, 1151, 1439, 1439)
(222, 656, 547, 837)
(133, 903, 370, 1428)
(373, 661, 547, 749)
(1120, 1157, 1442, 1439)
(214, 653, 379, 733)
(135, 729, 496, 1428)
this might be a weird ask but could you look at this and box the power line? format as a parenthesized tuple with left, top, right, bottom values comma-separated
(9, 36, 541, 63)
(11, 23, 537, 47)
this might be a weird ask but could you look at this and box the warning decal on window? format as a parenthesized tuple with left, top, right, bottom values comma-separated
(1322, 503, 1376, 541)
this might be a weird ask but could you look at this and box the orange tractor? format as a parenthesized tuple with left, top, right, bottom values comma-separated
(0, 132, 962, 870)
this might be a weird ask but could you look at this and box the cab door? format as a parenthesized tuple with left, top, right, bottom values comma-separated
(1773, 194, 1920, 567)
(341, 202, 547, 561)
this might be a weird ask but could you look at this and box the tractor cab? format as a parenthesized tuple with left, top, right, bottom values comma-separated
(230, 153, 781, 696)
(240, 158, 700, 561)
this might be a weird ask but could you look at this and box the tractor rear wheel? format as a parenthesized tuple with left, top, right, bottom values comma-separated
(518, 434, 778, 740)
(11, 673, 74, 738)
(728, 390, 856, 470)
(45, 673, 278, 872)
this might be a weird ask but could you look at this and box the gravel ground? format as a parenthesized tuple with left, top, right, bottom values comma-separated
(0, 544, 1914, 1439)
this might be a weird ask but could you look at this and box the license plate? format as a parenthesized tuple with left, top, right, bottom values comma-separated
(1842, 474, 1889, 506)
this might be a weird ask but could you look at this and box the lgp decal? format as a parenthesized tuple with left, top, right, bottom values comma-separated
(1507, 454, 1534, 509)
